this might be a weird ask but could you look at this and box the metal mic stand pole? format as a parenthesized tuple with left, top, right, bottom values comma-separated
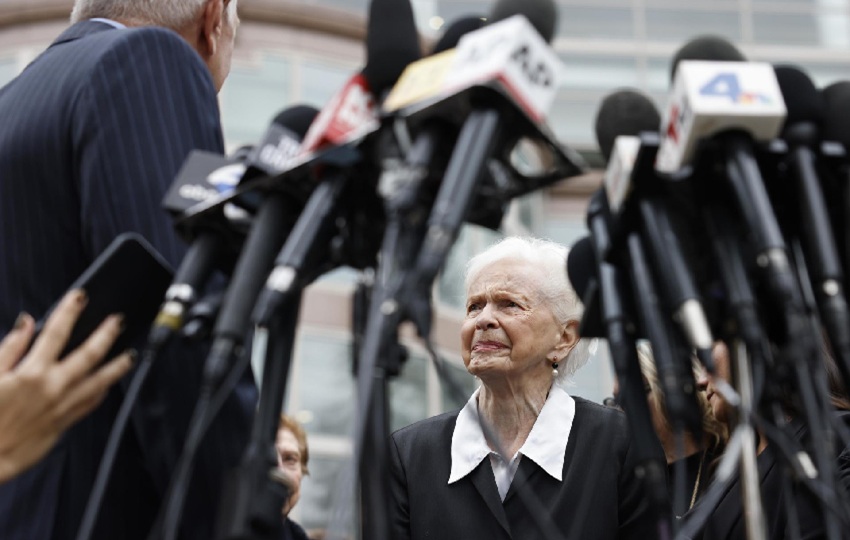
(215, 294, 302, 540)
(354, 220, 423, 540)
(730, 340, 768, 540)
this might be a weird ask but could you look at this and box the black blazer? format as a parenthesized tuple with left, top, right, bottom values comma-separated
(697, 412, 850, 540)
(389, 396, 661, 540)
(0, 21, 257, 540)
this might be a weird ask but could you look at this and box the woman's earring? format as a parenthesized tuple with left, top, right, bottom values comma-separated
(552, 362, 559, 378)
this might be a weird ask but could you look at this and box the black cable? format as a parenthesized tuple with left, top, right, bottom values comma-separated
(149, 344, 253, 540)
(75, 347, 157, 540)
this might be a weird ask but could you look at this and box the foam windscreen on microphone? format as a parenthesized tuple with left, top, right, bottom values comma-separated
(594, 89, 660, 163)
(431, 15, 486, 54)
(363, 0, 422, 95)
(489, 0, 558, 43)
(669, 35, 746, 82)
(773, 65, 824, 130)
(822, 81, 850, 148)
(566, 235, 596, 303)
(271, 105, 321, 137)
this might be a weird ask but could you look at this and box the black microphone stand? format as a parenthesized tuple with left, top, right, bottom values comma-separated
(585, 191, 674, 539)
(217, 168, 357, 540)
(215, 292, 301, 540)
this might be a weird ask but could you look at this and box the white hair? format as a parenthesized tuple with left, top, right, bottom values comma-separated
(71, 0, 238, 29)
(464, 236, 590, 381)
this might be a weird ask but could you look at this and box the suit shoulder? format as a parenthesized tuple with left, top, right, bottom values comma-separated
(391, 410, 459, 445)
(98, 26, 207, 71)
(573, 396, 629, 432)
(573, 395, 625, 418)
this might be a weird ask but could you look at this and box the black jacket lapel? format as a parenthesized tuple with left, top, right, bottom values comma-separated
(469, 459, 512, 537)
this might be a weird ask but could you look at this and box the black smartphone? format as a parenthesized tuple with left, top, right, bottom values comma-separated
(35, 233, 173, 359)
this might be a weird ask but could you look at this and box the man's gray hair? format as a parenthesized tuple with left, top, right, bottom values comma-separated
(464, 236, 590, 381)
(71, 0, 238, 29)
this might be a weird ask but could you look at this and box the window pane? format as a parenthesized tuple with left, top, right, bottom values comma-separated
(439, 361, 478, 410)
(389, 351, 428, 431)
(298, 455, 356, 536)
(295, 334, 356, 437)
(753, 11, 821, 45)
(548, 93, 599, 148)
(0, 56, 17, 88)
(434, 0, 490, 23)
(301, 59, 356, 110)
(313, 0, 370, 13)
(560, 55, 639, 90)
(645, 9, 741, 43)
(221, 54, 292, 145)
(559, 6, 634, 39)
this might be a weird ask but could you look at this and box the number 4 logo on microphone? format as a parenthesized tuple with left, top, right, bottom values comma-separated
(699, 72, 774, 105)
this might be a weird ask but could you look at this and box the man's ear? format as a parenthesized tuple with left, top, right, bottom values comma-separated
(554, 319, 580, 360)
(199, 0, 225, 58)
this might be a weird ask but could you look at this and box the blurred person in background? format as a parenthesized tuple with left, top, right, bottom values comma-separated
(694, 340, 850, 539)
(634, 343, 727, 516)
(276, 414, 311, 540)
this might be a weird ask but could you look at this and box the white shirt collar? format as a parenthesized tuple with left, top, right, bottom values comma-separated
(89, 18, 126, 29)
(449, 385, 576, 485)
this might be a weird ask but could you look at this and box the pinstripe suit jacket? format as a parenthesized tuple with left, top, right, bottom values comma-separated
(0, 21, 257, 540)
(389, 397, 662, 540)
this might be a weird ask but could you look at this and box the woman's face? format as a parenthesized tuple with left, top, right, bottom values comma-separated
(697, 342, 734, 426)
(276, 428, 303, 516)
(461, 258, 574, 384)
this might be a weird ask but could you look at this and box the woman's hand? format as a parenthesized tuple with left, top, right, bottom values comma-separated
(0, 290, 133, 483)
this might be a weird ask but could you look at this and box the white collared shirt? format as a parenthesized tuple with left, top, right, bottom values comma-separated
(90, 18, 127, 29)
(448, 385, 576, 501)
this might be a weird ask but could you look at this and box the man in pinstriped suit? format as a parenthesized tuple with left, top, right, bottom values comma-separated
(0, 1, 257, 538)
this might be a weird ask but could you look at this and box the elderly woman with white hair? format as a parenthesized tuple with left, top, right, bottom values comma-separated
(389, 236, 659, 540)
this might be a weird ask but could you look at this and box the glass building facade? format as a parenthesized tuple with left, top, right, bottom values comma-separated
(0, 0, 847, 532)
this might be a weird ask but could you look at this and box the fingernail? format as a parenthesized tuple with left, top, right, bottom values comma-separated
(74, 289, 88, 306)
(112, 313, 126, 331)
(124, 348, 138, 366)
(13, 312, 28, 330)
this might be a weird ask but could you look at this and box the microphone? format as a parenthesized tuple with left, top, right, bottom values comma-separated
(774, 65, 850, 397)
(669, 34, 746, 82)
(597, 89, 717, 375)
(656, 59, 814, 358)
(384, 2, 579, 336)
(148, 107, 319, 349)
(240, 106, 322, 184)
(568, 225, 674, 534)
(594, 88, 661, 164)
(489, 0, 558, 43)
(820, 80, 850, 296)
(430, 15, 486, 55)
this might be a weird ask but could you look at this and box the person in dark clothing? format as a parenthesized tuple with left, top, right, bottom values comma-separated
(694, 341, 850, 540)
(390, 236, 661, 540)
